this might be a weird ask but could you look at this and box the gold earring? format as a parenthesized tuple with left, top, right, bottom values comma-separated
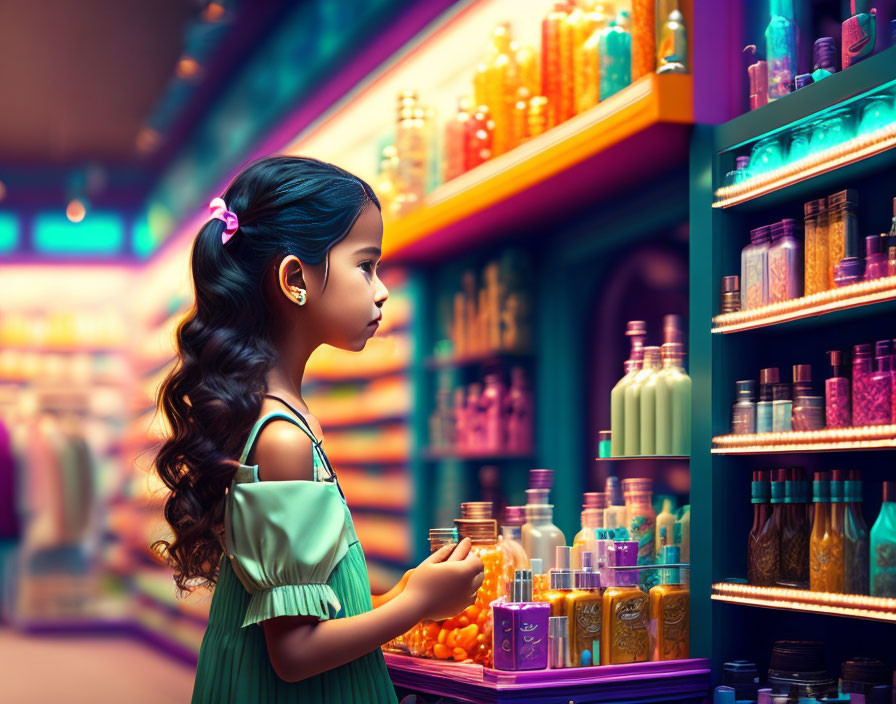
(295, 289, 307, 306)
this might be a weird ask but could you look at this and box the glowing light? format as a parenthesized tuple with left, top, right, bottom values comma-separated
(176, 56, 201, 80)
(66, 199, 86, 223)
(136, 127, 161, 154)
(712, 425, 896, 453)
(0, 179, 6, 201)
(714, 123, 896, 208)
(712, 276, 896, 333)
(712, 582, 896, 622)
(201, 2, 226, 22)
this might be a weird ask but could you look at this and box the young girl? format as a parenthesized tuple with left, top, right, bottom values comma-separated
(152, 156, 484, 702)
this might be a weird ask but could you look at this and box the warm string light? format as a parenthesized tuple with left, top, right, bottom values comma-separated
(712, 583, 896, 622)
(713, 123, 896, 208)
(712, 425, 896, 453)
(712, 277, 896, 333)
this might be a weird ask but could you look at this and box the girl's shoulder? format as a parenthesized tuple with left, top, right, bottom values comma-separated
(243, 403, 322, 482)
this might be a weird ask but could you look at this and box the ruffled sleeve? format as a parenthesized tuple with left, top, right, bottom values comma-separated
(224, 476, 352, 628)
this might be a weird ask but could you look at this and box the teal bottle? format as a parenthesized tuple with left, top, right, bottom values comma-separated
(599, 16, 632, 101)
(870, 481, 896, 597)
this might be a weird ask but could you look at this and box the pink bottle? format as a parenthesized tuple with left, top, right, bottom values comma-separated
(892, 339, 896, 424)
(825, 350, 852, 429)
(466, 382, 484, 450)
(867, 341, 894, 426)
(505, 367, 533, 454)
(852, 344, 873, 427)
(481, 372, 507, 452)
(454, 387, 468, 450)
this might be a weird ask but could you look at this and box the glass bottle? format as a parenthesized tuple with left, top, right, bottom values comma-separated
(649, 545, 689, 661)
(792, 395, 825, 431)
(623, 477, 656, 573)
(732, 380, 757, 434)
(465, 105, 495, 171)
(601, 541, 649, 664)
(852, 343, 873, 427)
(772, 382, 793, 432)
(631, 0, 655, 81)
(766, 0, 798, 101)
(864, 234, 889, 281)
(657, 6, 688, 75)
(598, 16, 632, 100)
(481, 23, 520, 158)
(742, 226, 771, 309)
(748, 470, 778, 585)
(768, 219, 804, 302)
(402, 527, 459, 656)
(539, 545, 576, 620)
(443, 97, 473, 183)
(810, 472, 843, 592)
(867, 341, 894, 425)
(750, 138, 784, 175)
(825, 350, 852, 428)
(573, 495, 605, 569)
(833, 212, 864, 286)
(492, 569, 550, 671)
(522, 503, 566, 572)
(655, 499, 677, 559)
(827, 189, 859, 290)
(604, 476, 628, 532)
(500, 506, 531, 576)
(639, 346, 664, 455)
(803, 199, 828, 296)
(780, 468, 810, 585)
(655, 342, 691, 456)
(395, 91, 428, 213)
(541, 3, 571, 130)
(756, 368, 779, 433)
(870, 481, 896, 597)
(843, 470, 869, 595)
(578, 3, 614, 114)
(624, 346, 662, 455)
(610, 320, 647, 456)
(566, 552, 603, 667)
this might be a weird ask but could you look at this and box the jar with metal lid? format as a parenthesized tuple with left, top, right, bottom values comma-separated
(827, 189, 858, 289)
(792, 395, 825, 431)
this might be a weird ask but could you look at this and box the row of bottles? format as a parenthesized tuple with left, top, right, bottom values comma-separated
(376, 2, 690, 219)
(747, 469, 896, 597)
(428, 366, 533, 454)
(730, 337, 896, 435)
(435, 252, 533, 361)
(726, 191, 896, 313)
(609, 316, 692, 457)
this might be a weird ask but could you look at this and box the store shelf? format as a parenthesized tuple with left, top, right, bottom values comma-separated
(712, 277, 896, 333)
(385, 653, 711, 704)
(712, 425, 896, 454)
(422, 447, 533, 462)
(711, 583, 896, 623)
(595, 455, 689, 462)
(426, 349, 532, 370)
(383, 73, 693, 263)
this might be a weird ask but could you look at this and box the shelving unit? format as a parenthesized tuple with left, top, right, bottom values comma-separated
(712, 426, 896, 454)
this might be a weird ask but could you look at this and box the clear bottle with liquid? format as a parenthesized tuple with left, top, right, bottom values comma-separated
(765, 0, 798, 101)
(522, 503, 566, 571)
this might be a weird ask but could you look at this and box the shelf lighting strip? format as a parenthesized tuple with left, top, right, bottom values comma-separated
(712, 277, 896, 333)
(713, 123, 896, 208)
(712, 583, 896, 622)
(712, 425, 896, 454)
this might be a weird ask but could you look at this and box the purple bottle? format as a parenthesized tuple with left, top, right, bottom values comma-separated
(868, 341, 894, 426)
(505, 367, 533, 453)
(864, 235, 889, 281)
(853, 344, 873, 427)
(481, 372, 507, 452)
(826, 350, 852, 428)
(493, 569, 550, 670)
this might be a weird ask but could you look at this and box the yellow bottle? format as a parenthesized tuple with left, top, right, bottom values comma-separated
(565, 552, 603, 667)
(648, 546, 689, 661)
(538, 546, 576, 619)
(601, 541, 649, 664)
(530, 558, 551, 600)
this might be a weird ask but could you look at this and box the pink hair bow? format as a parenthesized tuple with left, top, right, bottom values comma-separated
(208, 197, 239, 245)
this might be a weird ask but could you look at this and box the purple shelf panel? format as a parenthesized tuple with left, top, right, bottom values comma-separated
(385, 653, 711, 704)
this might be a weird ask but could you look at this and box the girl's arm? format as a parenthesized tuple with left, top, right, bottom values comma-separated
(253, 419, 484, 683)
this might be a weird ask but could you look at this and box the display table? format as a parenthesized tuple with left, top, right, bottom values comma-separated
(385, 653, 711, 704)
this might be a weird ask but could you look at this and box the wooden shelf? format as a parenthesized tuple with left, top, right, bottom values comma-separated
(712, 277, 896, 333)
(712, 583, 896, 623)
(383, 74, 693, 263)
(712, 426, 896, 454)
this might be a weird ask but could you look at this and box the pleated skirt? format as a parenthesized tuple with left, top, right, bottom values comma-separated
(191, 542, 399, 703)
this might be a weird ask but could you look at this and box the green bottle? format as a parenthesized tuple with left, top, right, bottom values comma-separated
(655, 342, 692, 456)
(624, 347, 662, 456)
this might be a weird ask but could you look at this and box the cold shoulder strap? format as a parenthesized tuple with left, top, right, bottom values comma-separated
(238, 410, 318, 466)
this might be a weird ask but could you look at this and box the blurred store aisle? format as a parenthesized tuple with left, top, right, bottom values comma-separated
(0, 627, 195, 703)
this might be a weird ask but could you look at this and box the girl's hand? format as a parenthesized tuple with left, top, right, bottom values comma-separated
(402, 537, 484, 622)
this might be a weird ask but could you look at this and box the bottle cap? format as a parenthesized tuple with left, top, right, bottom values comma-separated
(854, 343, 872, 359)
(549, 567, 574, 590)
(751, 470, 770, 503)
(792, 364, 812, 383)
(511, 569, 534, 603)
(643, 346, 662, 367)
(429, 528, 457, 552)
(721, 275, 740, 293)
(663, 314, 685, 345)
(502, 505, 525, 526)
(735, 380, 756, 400)
(804, 199, 823, 218)
(622, 477, 653, 496)
(875, 340, 891, 358)
(714, 686, 736, 704)
(760, 367, 781, 386)
(750, 226, 771, 244)
(866, 234, 885, 258)
(813, 37, 837, 71)
(661, 342, 685, 361)
(813, 472, 830, 502)
(605, 476, 624, 505)
(625, 320, 647, 337)
(529, 557, 544, 575)
(583, 492, 608, 510)
(454, 518, 497, 544)
(772, 383, 792, 402)
(529, 469, 554, 490)
(461, 501, 493, 519)
(830, 470, 845, 502)
(524, 503, 554, 522)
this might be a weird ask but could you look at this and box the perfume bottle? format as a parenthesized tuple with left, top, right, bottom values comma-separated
(610, 321, 647, 456)
(522, 503, 565, 572)
(539, 546, 576, 620)
(843, 470, 869, 595)
(530, 558, 550, 600)
(655, 342, 692, 456)
(768, 219, 804, 302)
(828, 189, 859, 289)
(826, 350, 852, 428)
(864, 235, 889, 281)
(566, 551, 603, 667)
(624, 346, 662, 455)
(870, 481, 896, 597)
(780, 468, 810, 585)
(742, 226, 772, 309)
(809, 472, 843, 592)
(842, 0, 878, 70)
(757, 367, 780, 433)
(748, 470, 779, 586)
(804, 199, 829, 296)
(601, 541, 649, 664)
(732, 380, 757, 434)
(766, 0, 798, 101)
(649, 545, 689, 661)
(852, 343, 873, 427)
(867, 341, 893, 425)
(657, 6, 688, 74)
(599, 15, 632, 100)
(492, 569, 551, 671)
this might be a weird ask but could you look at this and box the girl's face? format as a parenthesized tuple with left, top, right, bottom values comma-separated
(299, 201, 389, 352)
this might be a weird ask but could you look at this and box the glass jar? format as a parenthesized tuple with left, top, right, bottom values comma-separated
(750, 137, 784, 174)
(792, 395, 825, 431)
(768, 219, 804, 302)
(811, 108, 853, 153)
(827, 189, 859, 289)
(859, 94, 895, 134)
(803, 198, 828, 296)
(788, 125, 812, 163)
(742, 226, 771, 309)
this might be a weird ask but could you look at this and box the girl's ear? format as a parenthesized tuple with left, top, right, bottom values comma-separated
(277, 256, 308, 306)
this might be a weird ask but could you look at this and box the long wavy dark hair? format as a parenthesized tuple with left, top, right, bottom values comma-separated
(151, 155, 380, 593)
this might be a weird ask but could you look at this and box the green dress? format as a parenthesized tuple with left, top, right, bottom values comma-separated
(191, 409, 399, 703)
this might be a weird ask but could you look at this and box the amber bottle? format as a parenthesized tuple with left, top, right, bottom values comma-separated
(649, 545, 689, 661)
(601, 541, 649, 664)
(747, 470, 779, 585)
